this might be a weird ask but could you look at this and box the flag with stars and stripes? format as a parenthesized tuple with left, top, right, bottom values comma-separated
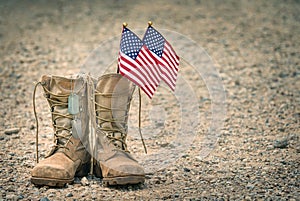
(118, 27, 161, 99)
(143, 26, 180, 91)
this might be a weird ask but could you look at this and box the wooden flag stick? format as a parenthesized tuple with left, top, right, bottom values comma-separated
(138, 88, 147, 154)
(117, 22, 128, 73)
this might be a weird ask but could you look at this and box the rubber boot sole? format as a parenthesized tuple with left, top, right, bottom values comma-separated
(102, 175, 145, 186)
(31, 177, 73, 187)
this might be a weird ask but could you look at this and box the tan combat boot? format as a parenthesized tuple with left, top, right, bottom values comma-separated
(31, 75, 91, 187)
(94, 73, 145, 186)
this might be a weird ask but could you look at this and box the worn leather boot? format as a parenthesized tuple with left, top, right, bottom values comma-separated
(31, 75, 91, 187)
(94, 73, 145, 186)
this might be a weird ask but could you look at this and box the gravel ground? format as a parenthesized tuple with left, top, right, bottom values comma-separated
(0, 0, 299, 200)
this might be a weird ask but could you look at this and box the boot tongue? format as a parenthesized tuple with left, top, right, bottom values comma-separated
(95, 74, 133, 151)
(54, 106, 72, 146)
(44, 75, 74, 147)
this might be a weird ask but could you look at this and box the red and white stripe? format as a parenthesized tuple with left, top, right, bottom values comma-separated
(153, 41, 180, 91)
(118, 45, 161, 99)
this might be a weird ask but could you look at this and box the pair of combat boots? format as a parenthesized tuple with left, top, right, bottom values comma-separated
(31, 73, 145, 187)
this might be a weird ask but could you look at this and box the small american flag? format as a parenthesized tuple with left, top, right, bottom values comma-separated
(143, 26, 180, 91)
(118, 27, 161, 99)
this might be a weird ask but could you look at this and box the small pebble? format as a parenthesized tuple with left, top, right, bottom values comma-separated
(80, 177, 89, 186)
(40, 197, 50, 201)
(48, 193, 55, 198)
(30, 124, 35, 130)
(273, 138, 288, 149)
(66, 192, 73, 197)
(183, 167, 191, 172)
(4, 128, 20, 135)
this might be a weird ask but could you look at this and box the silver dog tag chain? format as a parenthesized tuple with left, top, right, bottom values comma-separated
(68, 78, 80, 115)
(69, 77, 82, 139)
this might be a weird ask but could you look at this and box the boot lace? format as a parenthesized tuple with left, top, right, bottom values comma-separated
(94, 88, 147, 153)
(95, 90, 129, 151)
(33, 81, 73, 163)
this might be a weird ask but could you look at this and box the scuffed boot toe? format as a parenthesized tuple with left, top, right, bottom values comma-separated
(98, 151, 145, 186)
(31, 153, 76, 187)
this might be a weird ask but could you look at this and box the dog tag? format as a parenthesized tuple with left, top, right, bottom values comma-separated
(68, 93, 79, 115)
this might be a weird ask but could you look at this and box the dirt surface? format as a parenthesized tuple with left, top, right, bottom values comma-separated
(0, 0, 299, 200)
